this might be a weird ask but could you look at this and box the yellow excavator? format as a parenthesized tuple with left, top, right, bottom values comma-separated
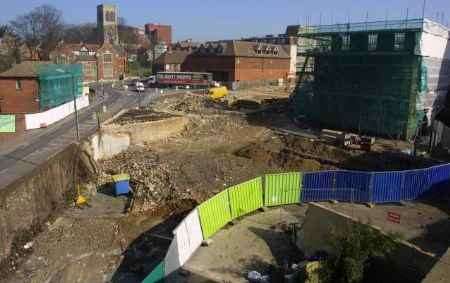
(208, 86, 229, 101)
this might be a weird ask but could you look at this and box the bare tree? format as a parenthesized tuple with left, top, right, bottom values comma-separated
(10, 5, 64, 60)
(63, 23, 98, 44)
(118, 17, 139, 45)
(0, 25, 22, 72)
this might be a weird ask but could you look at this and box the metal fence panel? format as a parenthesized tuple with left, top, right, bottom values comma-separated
(171, 209, 203, 274)
(301, 188, 355, 202)
(0, 115, 15, 133)
(371, 172, 403, 203)
(429, 164, 450, 185)
(142, 261, 165, 283)
(335, 171, 372, 202)
(264, 172, 302, 206)
(302, 171, 335, 189)
(163, 237, 179, 278)
(198, 190, 232, 239)
(229, 177, 263, 219)
(401, 169, 430, 200)
(302, 171, 335, 202)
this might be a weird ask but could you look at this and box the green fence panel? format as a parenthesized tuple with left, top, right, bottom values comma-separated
(142, 261, 165, 283)
(198, 190, 232, 239)
(0, 115, 15, 133)
(264, 172, 302, 206)
(228, 177, 263, 219)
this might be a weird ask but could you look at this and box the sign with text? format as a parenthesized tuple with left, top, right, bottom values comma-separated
(387, 211, 401, 224)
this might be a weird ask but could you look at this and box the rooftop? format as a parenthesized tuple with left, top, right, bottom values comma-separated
(0, 61, 52, 78)
(192, 40, 290, 58)
(155, 50, 190, 65)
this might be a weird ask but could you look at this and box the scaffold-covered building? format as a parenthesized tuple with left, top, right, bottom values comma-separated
(291, 18, 450, 139)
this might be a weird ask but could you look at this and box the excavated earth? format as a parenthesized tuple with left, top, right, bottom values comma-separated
(5, 92, 441, 283)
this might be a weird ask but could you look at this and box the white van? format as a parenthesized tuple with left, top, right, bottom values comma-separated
(135, 81, 145, 92)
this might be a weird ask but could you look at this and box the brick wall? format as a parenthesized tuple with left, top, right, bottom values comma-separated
(235, 57, 290, 81)
(145, 24, 172, 45)
(182, 55, 290, 82)
(97, 45, 126, 81)
(182, 55, 235, 81)
(0, 79, 39, 114)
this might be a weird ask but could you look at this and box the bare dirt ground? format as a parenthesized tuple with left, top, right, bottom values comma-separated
(178, 205, 308, 283)
(5, 88, 448, 283)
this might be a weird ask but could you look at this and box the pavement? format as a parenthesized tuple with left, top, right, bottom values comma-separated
(0, 86, 178, 191)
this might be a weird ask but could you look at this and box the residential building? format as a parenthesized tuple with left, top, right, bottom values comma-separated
(97, 4, 119, 45)
(0, 61, 89, 138)
(241, 35, 298, 79)
(182, 40, 290, 83)
(154, 50, 190, 72)
(145, 23, 172, 45)
(291, 18, 450, 140)
(51, 42, 126, 83)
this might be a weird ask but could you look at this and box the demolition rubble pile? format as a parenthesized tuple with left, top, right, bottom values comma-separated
(152, 93, 225, 115)
(98, 148, 193, 213)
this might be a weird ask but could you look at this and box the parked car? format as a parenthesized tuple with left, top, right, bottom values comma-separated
(135, 81, 145, 92)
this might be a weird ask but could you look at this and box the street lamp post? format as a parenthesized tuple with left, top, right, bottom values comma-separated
(71, 72, 80, 141)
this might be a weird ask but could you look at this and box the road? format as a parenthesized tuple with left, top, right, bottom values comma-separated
(0, 86, 174, 190)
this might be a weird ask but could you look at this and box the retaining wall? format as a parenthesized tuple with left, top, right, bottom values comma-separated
(0, 144, 78, 265)
(86, 116, 189, 160)
(297, 203, 437, 282)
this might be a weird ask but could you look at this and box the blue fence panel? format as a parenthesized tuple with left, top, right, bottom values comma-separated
(302, 171, 336, 189)
(335, 171, 372, 203)
(302, 171, 336, 202)
(371, 172, 403, 203)
(429, 164, 450, 185)
(401, 169, 430, 201)
(302, 188, 355, 202)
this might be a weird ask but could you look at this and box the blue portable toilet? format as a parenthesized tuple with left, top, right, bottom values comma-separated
(112, 174, 131, 196)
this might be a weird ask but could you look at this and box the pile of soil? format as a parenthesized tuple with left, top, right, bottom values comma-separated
(236, 134, 439, 172)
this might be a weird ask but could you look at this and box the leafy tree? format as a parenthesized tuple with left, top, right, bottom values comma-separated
(10, 5, 64, 60)
(319, 223, 397, 283)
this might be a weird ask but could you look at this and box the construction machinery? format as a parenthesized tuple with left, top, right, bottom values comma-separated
(208, 86, 229, 101)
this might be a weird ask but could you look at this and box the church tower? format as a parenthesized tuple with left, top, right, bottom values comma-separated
(97, 4, 119, 45)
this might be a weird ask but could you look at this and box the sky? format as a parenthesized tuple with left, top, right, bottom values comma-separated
(1, 0, 449, 41)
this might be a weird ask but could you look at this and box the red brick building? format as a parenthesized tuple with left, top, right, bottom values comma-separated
(50, 42, 126, 83)
(181, 41, 290, 83)
(145, 24, 172, 45)
(154, 50, 190, 72)
(0, 61, 49, 114)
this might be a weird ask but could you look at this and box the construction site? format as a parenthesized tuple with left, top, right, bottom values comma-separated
(0, 80, 447, 282)
(0, 17, 449, 283)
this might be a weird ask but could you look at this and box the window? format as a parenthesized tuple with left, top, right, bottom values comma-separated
(103, 53, 113, 63)
(368, 34, 378, 51)
(341, 34, 350, 50)
(394, 33, 406, 51)
(83, 63, 96, 77)
(16, 80, 22, 90)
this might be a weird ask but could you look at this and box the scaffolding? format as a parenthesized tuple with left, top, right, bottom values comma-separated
(37, 64, 83, 111)
(292, 18, 436, 140)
